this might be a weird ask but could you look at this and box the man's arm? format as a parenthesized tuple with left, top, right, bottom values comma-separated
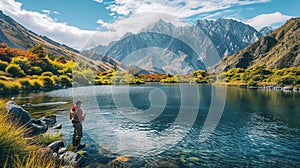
(78, 108, 85, 121)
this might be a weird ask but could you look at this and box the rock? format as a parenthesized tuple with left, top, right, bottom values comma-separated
(60, 151, 86, 167)
(53, 124, 62, 129)
(109, 156, 132, 167)
(146, 158, 180, 168)
(58, 147, 67, 154)
(274, 86, 282, 90)
(293, 87, 299, 91)
(22, 103, 33, 107)
(48, 140, 64, 153)
(40, 116, 56, 125)
(5, 101, 49, 136)
(5, 101, 32, 126)
(28, 122, 48, 135)
(31, 119, 42, 125)
(283, 86, 293, 91)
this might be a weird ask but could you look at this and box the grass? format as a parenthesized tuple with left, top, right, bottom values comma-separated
(0, 100, 60, 168)
(12, 152, 58, 168)
(34, 132, 63, 146)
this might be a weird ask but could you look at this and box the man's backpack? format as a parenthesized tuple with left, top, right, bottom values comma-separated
(70, 106, 79, 123)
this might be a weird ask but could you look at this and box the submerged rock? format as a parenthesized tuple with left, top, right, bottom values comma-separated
(53, 124, 62, 129)
(109, 155, 132, 167)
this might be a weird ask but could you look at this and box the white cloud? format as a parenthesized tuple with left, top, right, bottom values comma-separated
(96, 19, 105, 25)
(0, 0, 273, 50)
(94, 0, 103, 3)
(0, 0, 95, 50)
(246, 12, 293, 30)
(106, 0, 271, 18)
(53, 11, 60, 15)
(42, 9, 50, 15)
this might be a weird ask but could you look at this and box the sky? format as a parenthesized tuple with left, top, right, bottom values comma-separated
(0, 0, 299, 50)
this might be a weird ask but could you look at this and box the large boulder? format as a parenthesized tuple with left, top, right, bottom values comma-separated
(60, 151, 86, 167)
(5, 101, 48, 135)
(6, 101, 31, 126)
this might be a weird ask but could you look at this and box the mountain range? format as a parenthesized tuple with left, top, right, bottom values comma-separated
(0, 10, 117, 71)
(1, 9, 298, 75)
(213, 18, 300, 72)
(88, 18, 264, 74)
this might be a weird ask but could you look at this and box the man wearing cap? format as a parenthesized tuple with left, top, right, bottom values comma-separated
(70, 100, 86, 150)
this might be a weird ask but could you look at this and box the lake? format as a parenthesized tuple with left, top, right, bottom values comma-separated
(8, 84, 300, 167)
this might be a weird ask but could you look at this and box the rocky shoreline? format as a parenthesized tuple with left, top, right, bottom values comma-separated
(4, 101, 138, 168)
(5, 101, 86, 167)
(239, 85, 300, 91)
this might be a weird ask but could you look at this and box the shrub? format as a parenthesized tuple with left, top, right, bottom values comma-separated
(28, 66, 42, 75)
(247, 79, 257, 86)
(59, 75, 72, 87)
(18, 78, 32, 90)
(41, 71, 54, 77)
(73, 71, 90, 86)
(0, 80, 20, 94)
(11, 57, 29, 73)
(277, 75, 297, 85)
(30, 79, 42, 90)
(217, 73, 226, 81)
(0, 60, 9, 71)
(38, 76, 54, 89)
(5, 64, 25, 77)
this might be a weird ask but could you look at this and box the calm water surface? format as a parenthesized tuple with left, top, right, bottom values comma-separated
(8, 85, 300, 167)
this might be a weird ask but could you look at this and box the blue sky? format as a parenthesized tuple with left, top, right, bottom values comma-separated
(0, 0, 299, 50)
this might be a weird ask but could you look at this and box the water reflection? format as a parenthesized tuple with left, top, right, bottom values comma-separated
(2, 85, 300, 167)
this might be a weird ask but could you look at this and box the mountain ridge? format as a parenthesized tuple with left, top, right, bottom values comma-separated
(0, 10, 116, 71)
(213, 17, 300, 72)
(88, 18, 262, 74)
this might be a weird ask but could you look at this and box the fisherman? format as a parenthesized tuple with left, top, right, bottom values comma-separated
(70, 100, 86, 150)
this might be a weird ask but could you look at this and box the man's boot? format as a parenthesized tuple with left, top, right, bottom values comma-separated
(76, 138, 86, 150)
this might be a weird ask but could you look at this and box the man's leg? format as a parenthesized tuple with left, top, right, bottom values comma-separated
(76, 123, 86, 149)
(72, 124, 77, 147)
(73, 123, 82, 150)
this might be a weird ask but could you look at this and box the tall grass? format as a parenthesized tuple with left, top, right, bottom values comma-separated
(0, 100, 59, 167)
(0, 100, 33, 167)
(34, 132, 63, 146)
(12, 152, 57, 168)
